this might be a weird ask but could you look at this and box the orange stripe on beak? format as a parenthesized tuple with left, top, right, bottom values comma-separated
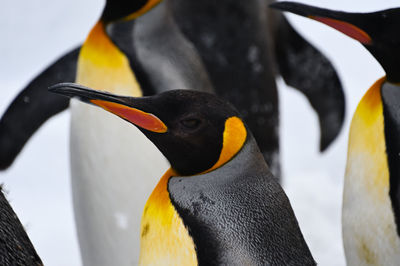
(91, 100, 167, 133)
(310, 16, 372, 45)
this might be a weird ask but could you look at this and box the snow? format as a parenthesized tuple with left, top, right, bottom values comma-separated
(0, 0, 398, 265)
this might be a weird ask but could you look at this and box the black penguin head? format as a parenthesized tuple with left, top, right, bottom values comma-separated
(101, 0, 161, 23)
(49, 83, 248, 176)
(271, 2, 400, 83)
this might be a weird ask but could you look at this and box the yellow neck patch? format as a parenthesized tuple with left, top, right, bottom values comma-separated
(355, 77, 386, 127)
(346, 76, 388, 200)
(77, 21, 142, 96)
(206, 116, 248, 173)
(139, 169, 197, 266)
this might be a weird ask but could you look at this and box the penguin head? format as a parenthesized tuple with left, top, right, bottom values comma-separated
(270, 2, 400, 83)
(101, 0, 162, 23)
(49, 83, 248, 176)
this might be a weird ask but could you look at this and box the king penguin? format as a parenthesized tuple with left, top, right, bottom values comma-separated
(50, 82, 316, 266)
(271, 2, 400, 265)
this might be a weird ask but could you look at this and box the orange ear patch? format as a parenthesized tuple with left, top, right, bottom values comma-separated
(124, 0, 162, 20)
(205, 116, 247, 173)
(91, 100, 167, 133)
(310, 16, 372, 45)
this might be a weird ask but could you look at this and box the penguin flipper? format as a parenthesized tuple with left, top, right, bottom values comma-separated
(0, 46, 80, 170)
(274, 15, 345, 151)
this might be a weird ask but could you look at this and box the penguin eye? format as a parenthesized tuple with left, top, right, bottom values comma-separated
(180, 118, 201, 129)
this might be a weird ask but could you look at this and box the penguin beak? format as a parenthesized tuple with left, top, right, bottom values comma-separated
(270, 1, 373, 45)
(49, 83, 168, 133)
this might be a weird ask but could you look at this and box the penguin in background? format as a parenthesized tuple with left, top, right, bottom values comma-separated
(50, 82, 316, 266)
(171, 0, 346, 177)
(66, 1, 217, 266)
(0, 0, 345, 180)
(271, 2, 400, 265)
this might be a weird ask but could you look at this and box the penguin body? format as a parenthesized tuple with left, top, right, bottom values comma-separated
(50, 84, 316, 266)
(71, 12, 161, 266)
(271, 2, 400, 264)
(71, 1, 214, 265)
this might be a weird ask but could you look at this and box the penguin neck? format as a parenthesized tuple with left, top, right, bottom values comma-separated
(165, 136, 271, 265)
(366, 46, 400, 84)
(153, 116, 248, 176)
(77, 20, 142, 96)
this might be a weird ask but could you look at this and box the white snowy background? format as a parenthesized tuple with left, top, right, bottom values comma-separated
(0, 0, 397, 265)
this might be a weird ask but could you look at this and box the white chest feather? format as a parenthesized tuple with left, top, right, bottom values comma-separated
(70, 20, 170, 265)
(70, 101, 169, 266)
(343, 79, 400, 266)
